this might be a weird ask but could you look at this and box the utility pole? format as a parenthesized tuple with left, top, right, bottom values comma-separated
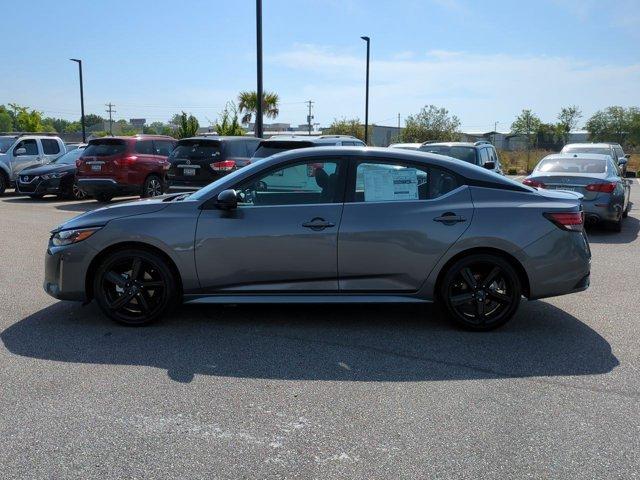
(398, 113, 401, 129)
(360, 36, 370, 145)
(493, 121, 499, 147)
(306, 100, 314, 135)
(105, 103, 116, 136)
(526, 115, 531, 169)
(255, 0, 264, 139)
(70, 59, 86, 143)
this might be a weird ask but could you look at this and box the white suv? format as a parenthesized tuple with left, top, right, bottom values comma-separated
(0, 134, 66, 194)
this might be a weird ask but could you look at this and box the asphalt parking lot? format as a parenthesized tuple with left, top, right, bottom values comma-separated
(1, 182, 639, 479)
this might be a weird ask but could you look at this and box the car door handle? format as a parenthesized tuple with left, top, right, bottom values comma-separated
(302, 217, 335, 230)
(434, 213, 466, 224)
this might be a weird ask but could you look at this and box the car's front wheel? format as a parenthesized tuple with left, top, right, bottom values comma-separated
(439, 254, 521, 331)
(93, 248, 178, 326)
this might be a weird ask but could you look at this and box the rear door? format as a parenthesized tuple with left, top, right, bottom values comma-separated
(169, 139, 222, 185)
(77, 139, 128, 178)
(338, 157, 474, 292)
(41, 138, 63, 163)
(195, 157, 346, 292)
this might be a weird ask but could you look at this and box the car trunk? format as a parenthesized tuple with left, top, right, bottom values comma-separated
(77, 139, 128, 177)
(168, 140, 225, 182)
(530, 173, 609, 201)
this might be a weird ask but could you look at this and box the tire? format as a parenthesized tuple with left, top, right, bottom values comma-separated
(95, 193, 113, 203)
(93, 248, 178, 326)
(0, 173, 6, 196)
(439, 254, 521, 331)
(141, 175, 163, 198)
(29, 194, 45, 200)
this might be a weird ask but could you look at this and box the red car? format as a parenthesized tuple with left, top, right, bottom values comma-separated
(76, 135, 176, 202)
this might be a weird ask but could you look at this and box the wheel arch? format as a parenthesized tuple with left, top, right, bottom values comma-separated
(434, 247, 531, 300)
(85, 241, 183, 301)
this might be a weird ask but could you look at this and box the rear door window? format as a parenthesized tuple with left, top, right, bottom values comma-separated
(41, 139, 61, 155)
(352, 160, 460, 202)
(170, 141, 222, 161)
(135, 140, 155, 155)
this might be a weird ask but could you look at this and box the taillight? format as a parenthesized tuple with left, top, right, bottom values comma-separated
(115, 155, 138, 167)
(585, 182, 616, 193)
(523, 178, 546, 188)
(544, 212, 584, 232)
(211, 160, 236, 172)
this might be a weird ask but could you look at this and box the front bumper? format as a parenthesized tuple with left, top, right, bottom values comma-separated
(43, 240, 96, 301)
(16, 176, 65, 196)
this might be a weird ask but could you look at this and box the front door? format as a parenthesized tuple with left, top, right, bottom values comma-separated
(195, 157, 346, 292)
(338, 158, 474, 292)
(11, 139, 42, 177)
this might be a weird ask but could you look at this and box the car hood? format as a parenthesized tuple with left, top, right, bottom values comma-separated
(53, 197, 171, 232)
(21, 163, 75, 176)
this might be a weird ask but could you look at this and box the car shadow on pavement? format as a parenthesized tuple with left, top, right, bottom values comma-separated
(1, 299, 618, 384)
(586, 215, 639, 244)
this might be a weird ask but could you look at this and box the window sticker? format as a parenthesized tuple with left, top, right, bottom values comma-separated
(363, 168, 419, 201)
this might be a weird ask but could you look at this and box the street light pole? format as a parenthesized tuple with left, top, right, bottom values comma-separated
(255, 0, 264, 139)
(70, 59, 86, 143)
(361, 36, 370, 145)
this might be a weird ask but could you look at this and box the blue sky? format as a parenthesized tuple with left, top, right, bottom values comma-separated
(3, 0, 640, 131)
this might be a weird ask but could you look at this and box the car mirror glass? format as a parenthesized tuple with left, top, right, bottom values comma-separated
(216, 189, 238, 210)
(14, 147, 27, 156)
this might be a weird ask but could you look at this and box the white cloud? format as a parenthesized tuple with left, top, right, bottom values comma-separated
(270, 45, 640, 129)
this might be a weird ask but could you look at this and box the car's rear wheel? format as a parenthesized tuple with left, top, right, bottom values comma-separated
(68, 181, 88, 200)
(142, 175, 163, 198)
(94, 249, 178, 326)
(439, 254, 521, 331)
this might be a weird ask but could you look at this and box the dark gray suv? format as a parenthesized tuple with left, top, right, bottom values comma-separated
(44, 147, 590, 331)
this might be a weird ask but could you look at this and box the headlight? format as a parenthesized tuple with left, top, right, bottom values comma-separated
(51, 227, 101, 246)
(41, 172, 69, 180)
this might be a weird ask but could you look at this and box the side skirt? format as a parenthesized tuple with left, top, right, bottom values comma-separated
(183, 294, 432, 305)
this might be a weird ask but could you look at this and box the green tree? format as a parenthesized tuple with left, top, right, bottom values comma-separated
(400, 105, 461, 143)
(213, 103, 245, 136)
(585, 106, 629, 144)
(511, 109, 542, 147)
(557, 105, 582, 143)
(176, 111, 200, 139)
(8, 104, 46, 132)
(237, 91, 280, 127)
(324, 118, 368, 141)
(84, 113, 106, 129)
(0, 106, 13, 131)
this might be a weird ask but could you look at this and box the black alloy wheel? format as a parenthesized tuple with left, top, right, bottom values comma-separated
(72, 181, 88, 200)
(94, 249, 177, 326)
(440, 254, 521, 331)
(142, 175, 163, 198)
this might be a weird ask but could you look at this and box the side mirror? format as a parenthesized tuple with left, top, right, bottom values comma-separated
(14, 147, 26, 156)
(618, 158, 628, 165)
(216, 189, 238, 210)
(483, 161, 496, 170)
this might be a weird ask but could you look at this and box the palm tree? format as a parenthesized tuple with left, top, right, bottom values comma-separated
(237, 91, 280, 126)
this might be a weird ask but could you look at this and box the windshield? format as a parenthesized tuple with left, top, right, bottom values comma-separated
(189, 157, 270, 201)
(0, 137, 16, 154)
(253, 141, 314, 159)
(169, 140, 221, 160)
(51, 148, 85, 165)
(536, 157, 607, 174)
(419, 145, 477, 164)
(83, 139, 127, 157)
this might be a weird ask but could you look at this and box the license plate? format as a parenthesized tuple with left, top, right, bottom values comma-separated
(183, 168, 196, 176)
(91, 164, 102, 172)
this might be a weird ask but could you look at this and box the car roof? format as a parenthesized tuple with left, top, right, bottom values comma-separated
(421, 142, 479, 148)
(181, 136, 260, 142)
(264, 135, 363, 144)
(562, 143, 612, 149)
(542, 153, 612, 161)
(99, 135, 175, 141)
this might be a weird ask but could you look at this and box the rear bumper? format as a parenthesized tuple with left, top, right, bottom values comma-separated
(77, 178, 138, 197)
(521, 229, 591, 300)
(582, 197, 622, 223)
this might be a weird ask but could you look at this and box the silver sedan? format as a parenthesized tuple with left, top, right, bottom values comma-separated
(44, 147, 591, 331)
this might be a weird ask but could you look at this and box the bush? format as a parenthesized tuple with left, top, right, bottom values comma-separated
(507, 167, 518, 175)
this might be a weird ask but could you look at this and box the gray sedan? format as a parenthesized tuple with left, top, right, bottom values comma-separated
(44, 147, 591, 331)
(524, 153, 631, 231)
